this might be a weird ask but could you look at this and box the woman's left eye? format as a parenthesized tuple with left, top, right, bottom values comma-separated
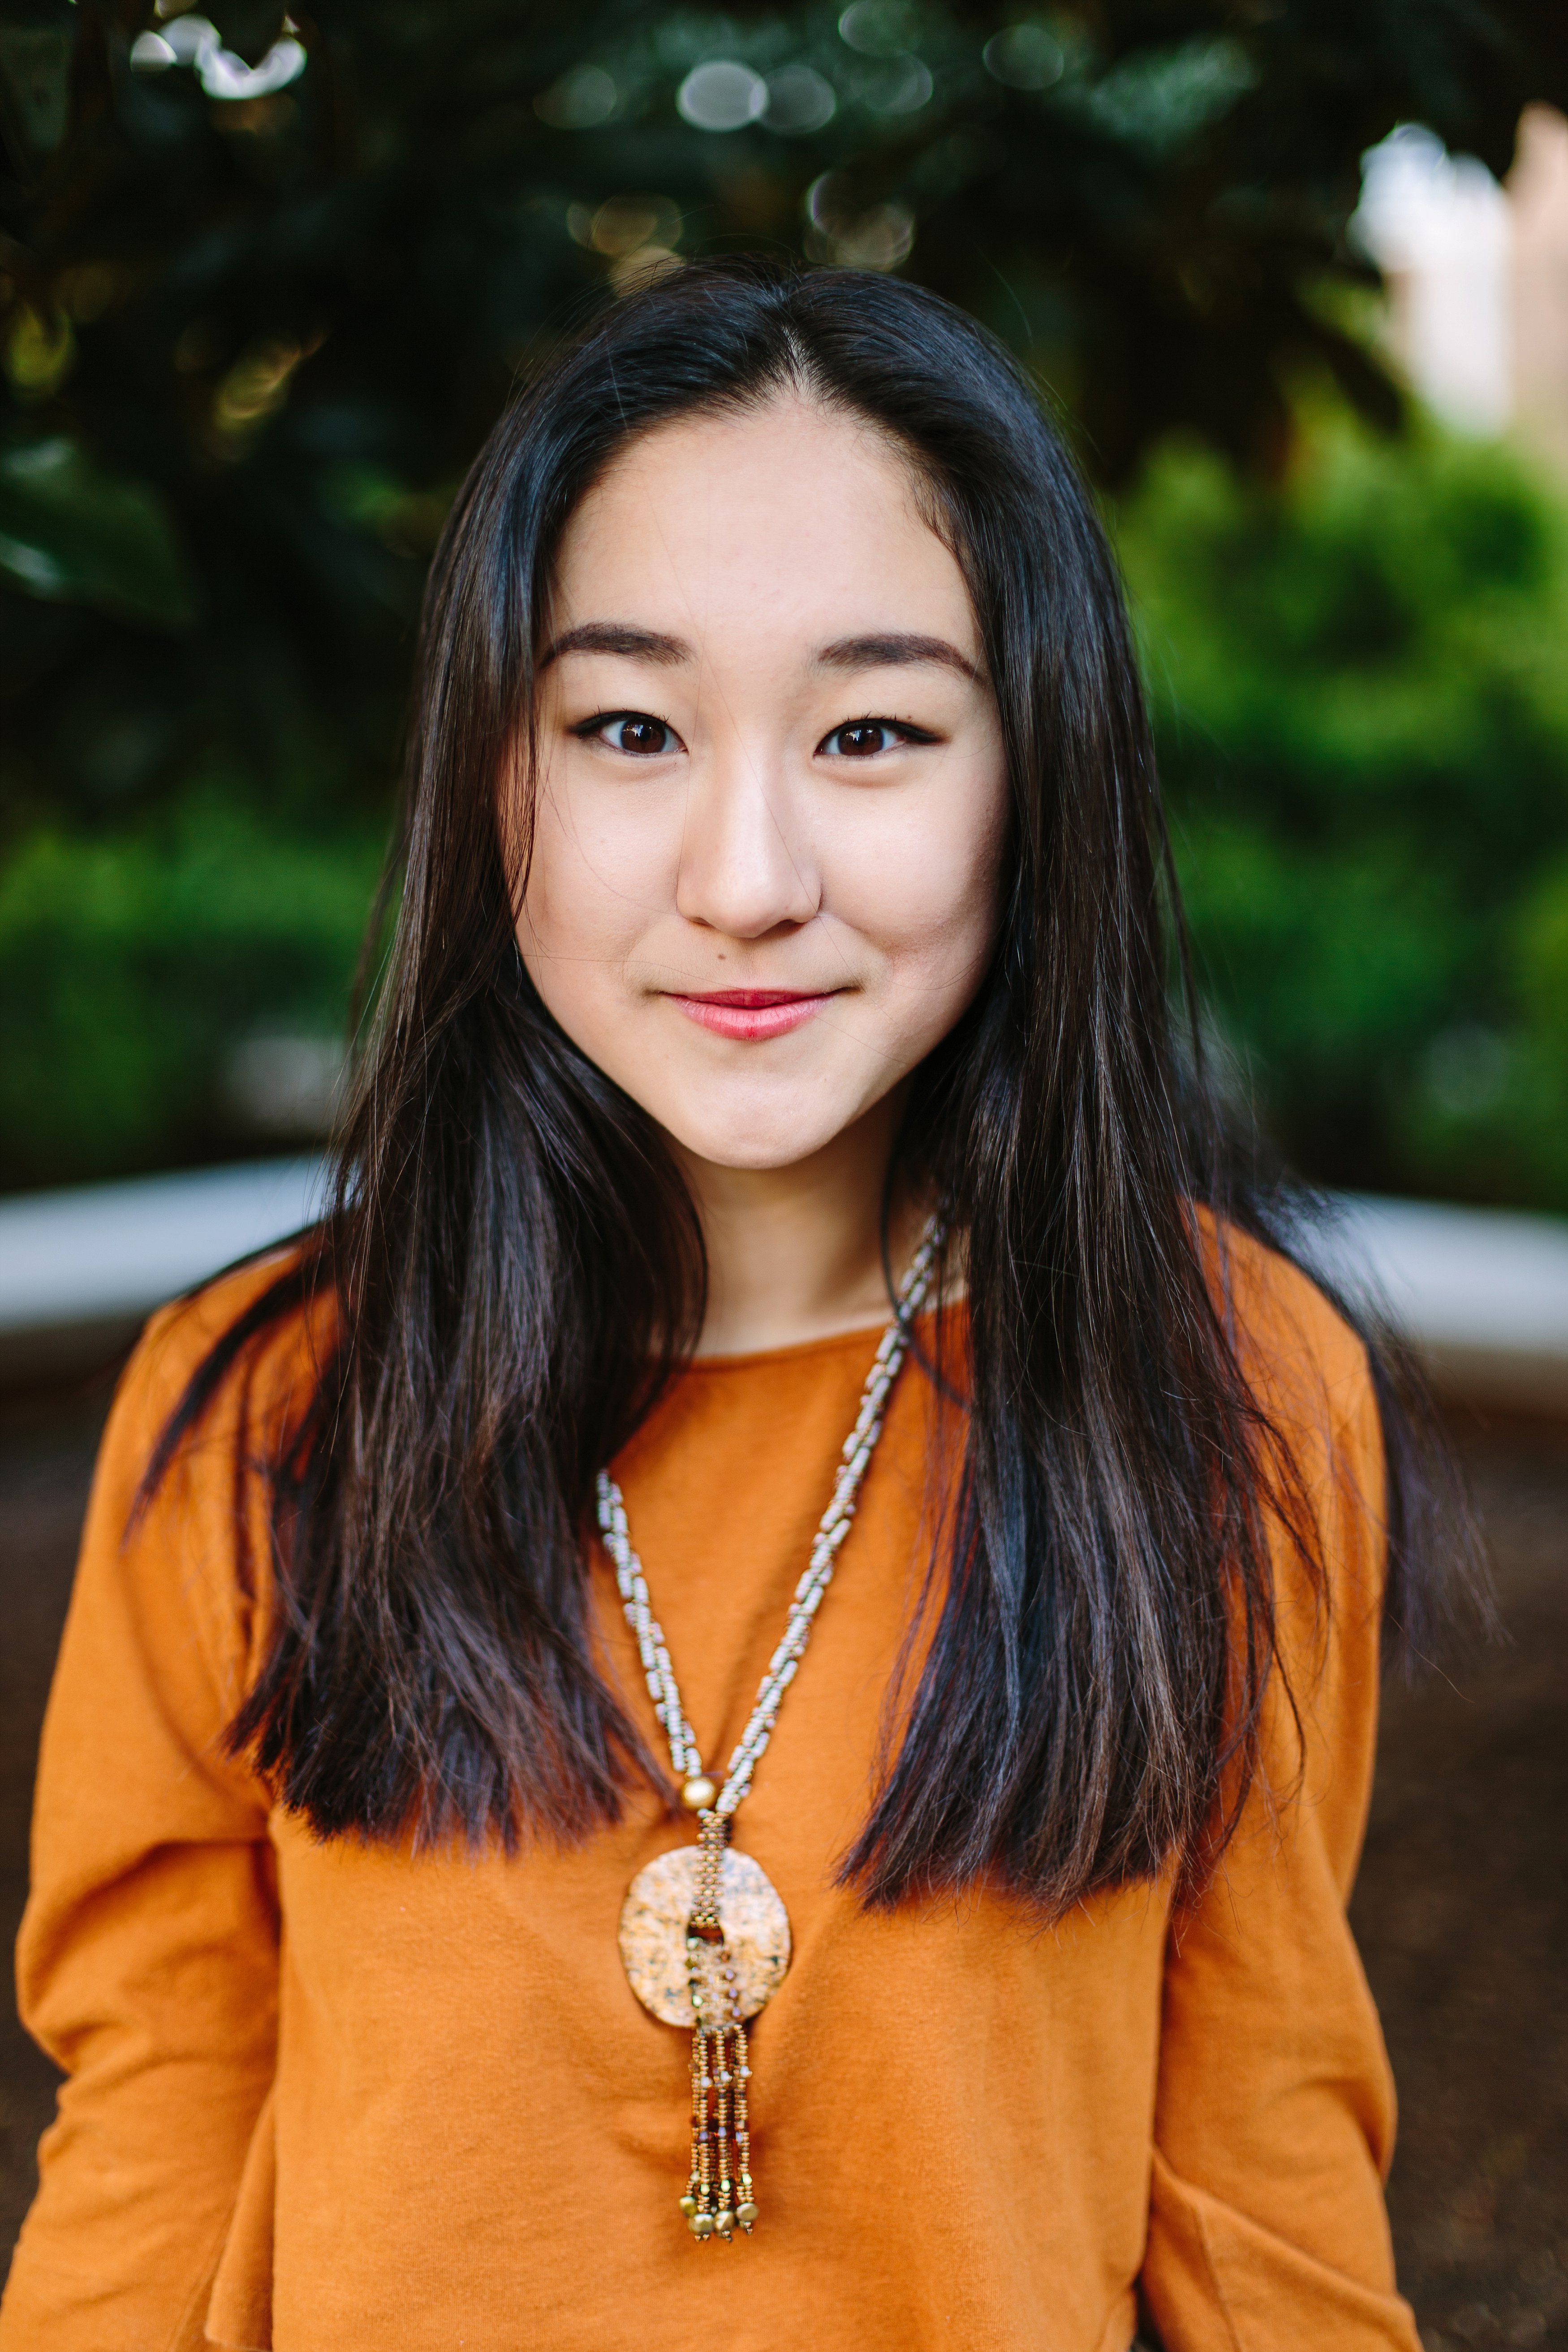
(818, 719, 930, 759)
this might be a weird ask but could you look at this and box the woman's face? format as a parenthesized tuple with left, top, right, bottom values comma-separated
(518, 396, 1010, 1174)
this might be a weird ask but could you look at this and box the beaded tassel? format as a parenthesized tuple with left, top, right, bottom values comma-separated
(676, 1813, 762, 2242)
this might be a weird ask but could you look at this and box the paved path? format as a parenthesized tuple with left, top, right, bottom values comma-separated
(2, 1161, 1566, 1407)
(0, 1160, 325, 1381)
(1314, 1195, 1568, 1412)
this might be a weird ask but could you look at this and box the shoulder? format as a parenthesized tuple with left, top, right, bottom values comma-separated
(1201, 1215, 1387, 1599)
(1199, 1213, 1375, 1458)
(35, 1256, 324, 1837)
(1198, 1218, 1391, 1710)
(47, 1248, 335, 1750)
(106, 1242, 337, 1513)
(1196, 1223, 1395, 1835)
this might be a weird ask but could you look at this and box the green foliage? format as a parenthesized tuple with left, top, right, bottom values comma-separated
(0, 435, 196, 626)
(0, 0, 1560, 826)
(0, 793, 381, 1188)
(0, 5, 1566, 1199)
(14, 408, 1568, 1210)
(1117, 418, 1568, 1205)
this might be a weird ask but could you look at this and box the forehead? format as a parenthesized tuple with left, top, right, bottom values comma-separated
(551, 395, 975, 646)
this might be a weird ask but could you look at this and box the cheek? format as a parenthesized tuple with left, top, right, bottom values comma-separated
(832, 765, 1008, 1000)
(517, 785, 650, 1058)
(521, 771, 672, 964)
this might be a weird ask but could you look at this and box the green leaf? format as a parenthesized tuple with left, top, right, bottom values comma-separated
(0, 15, 75, 155)
(0, 439, 198, 631)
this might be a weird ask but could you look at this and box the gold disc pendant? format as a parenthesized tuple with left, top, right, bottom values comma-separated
(618, 1844, 790, 2026)
(620, 1837, 789, 2243)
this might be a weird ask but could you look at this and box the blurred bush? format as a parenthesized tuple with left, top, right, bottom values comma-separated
(0, 790, 379, 1186)
(4, 0, 1555, 833)
(1, 1, 1566, 1195)
(1119, 416, 1568, 1208)
(10, 410, 1568, 1208)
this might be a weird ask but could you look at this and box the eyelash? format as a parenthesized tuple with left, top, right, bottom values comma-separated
(573, 711, 938, 758)
(818, 717, 937, 758)
(574, 712, 682, 756)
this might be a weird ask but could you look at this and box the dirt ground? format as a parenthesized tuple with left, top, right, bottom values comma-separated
(1351, 1428, 1568, 2350)
(0, 1382, 1563, 2347)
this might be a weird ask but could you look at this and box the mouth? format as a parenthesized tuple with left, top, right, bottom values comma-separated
(665, 987, 841, 1042)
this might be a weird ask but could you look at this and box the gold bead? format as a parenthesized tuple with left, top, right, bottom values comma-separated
(715, 2210, 735, 2237)
(678, 2195, 697, 2216)
(681, 1776, 718, 1811)
(737, 2201, 759, 2228)
(689, 2212, 715, 2238)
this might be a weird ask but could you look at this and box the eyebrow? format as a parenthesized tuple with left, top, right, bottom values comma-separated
(815, 632, 981, 683)
(538, 622, 692, 668)
(539, 621, 982, 682)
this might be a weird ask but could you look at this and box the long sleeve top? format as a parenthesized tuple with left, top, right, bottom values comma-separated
(0, 1228, 1418, 2352)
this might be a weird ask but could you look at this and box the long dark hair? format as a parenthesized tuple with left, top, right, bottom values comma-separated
(151, 258, 1478, 1913)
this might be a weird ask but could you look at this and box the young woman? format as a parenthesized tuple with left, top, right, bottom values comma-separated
(0, 261, 1470, 2352)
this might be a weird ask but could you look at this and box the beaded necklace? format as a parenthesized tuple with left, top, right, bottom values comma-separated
(595, 1223, 939, 2243)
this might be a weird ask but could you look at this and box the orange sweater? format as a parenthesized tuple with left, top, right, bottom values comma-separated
(1, 1234, 1416, 2352)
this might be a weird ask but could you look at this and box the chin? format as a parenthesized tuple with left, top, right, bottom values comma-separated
(662, 1104, 851, 1173)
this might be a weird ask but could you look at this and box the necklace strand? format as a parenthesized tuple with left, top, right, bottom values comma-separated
(601, 1223, 940, 2245)
(595, 1222, 941, 1819)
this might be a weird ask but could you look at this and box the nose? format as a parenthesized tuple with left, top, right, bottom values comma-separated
(674, 739, 820, 940)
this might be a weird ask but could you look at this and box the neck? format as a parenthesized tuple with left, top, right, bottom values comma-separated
(672, 1090, 922, 1356)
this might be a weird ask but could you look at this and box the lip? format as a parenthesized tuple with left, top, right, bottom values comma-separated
(666, 987, 839, 1042)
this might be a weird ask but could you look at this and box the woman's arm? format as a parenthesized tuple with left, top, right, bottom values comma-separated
(0, 1289, 287, 2351)
(1140, 1278, 1421, 2352)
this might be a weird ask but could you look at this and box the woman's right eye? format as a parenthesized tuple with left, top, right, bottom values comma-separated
(581, 713, 682, 757)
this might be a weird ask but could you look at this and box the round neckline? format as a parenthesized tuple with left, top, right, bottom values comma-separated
(681, 1301, 948, 1374)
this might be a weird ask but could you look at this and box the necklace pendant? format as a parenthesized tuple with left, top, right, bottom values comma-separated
(618, 1836, 791, 2028)
(620, 1814, 788, 2241)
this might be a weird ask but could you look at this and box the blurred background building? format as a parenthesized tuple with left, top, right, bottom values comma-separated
(1357, 107, 1568, 465)
(3, 7, 1568, 2344)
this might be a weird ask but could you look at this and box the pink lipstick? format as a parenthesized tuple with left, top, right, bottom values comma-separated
(668, 988, 837, 1042)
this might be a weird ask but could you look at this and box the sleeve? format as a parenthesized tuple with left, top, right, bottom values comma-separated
(1139, 1309, 1422, 2352)
(0, 1301, 283, 2352)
